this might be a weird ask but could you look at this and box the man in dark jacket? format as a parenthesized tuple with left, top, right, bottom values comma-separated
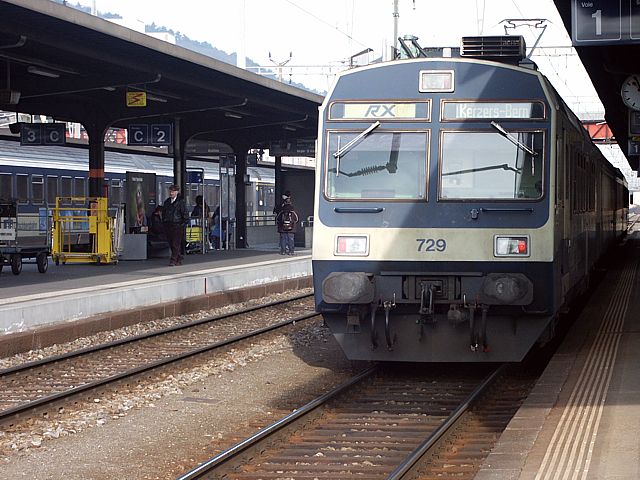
(162, 184, 189, 266)
(276, 196, 299, 255)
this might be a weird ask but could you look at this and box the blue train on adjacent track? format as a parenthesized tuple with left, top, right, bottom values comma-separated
(312, 36, 628, 362)
(0, 139, 276, 217)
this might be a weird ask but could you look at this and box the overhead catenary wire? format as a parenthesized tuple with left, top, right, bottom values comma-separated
(282, 0, 369, 49)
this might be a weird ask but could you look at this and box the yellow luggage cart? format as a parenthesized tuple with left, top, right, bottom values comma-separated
(185, 219, 205, 254)
(52, 197, 117, 265)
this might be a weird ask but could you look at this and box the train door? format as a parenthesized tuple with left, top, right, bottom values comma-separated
(595, 163, 603, 259)
(558, 126, 572, 299)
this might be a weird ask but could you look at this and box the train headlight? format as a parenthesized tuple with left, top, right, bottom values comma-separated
(494, 235, 529, 257)
(335, 235, 369, 256)
(322, 272, 375, 304)
(479, 273, 533, 305)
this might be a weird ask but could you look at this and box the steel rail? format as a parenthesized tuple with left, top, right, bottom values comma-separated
(386, 364, 508, 479)
(176, 365, 379, 480)
(0, 292, 313, 377)
(0, 309, 318, 424)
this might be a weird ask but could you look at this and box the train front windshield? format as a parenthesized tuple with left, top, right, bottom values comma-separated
(324, 128, 543, 201)
(325, 130, 428, 200)
(440, 130, 544, 200)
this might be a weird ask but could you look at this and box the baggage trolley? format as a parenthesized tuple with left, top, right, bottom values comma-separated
(185, 220, 204, 254)
(0, 201, 51, 275)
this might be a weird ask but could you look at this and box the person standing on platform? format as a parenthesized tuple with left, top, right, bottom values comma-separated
(273, 190, 291, 216)
(276, 195, 299, 255)
(162, 184, 189, 266)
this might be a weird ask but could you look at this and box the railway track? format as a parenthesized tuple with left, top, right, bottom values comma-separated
(178, 364, 526, 480)
(0, 293, 317, 427)
(389, 369, 537, 479)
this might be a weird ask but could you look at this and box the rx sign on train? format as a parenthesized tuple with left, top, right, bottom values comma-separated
(20, 123, 66, 146)
(128, 124, 173, 146)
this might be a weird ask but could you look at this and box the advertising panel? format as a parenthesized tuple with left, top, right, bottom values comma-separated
(126, 172, 156, 233)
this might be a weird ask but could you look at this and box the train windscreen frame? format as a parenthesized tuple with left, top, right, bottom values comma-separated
(324, 129, 429, 200)
(439, 129, 544, 200)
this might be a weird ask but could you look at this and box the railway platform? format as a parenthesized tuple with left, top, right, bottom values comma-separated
(476, 232, 640, 480)
(0, 246, 312, 357)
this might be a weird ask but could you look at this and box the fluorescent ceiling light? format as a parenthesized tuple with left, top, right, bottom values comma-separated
(27, 66, 60, 78)
(146, 93, 167, 103)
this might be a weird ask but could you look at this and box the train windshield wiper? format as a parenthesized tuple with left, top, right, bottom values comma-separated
(443, 164, 521, 176)
(490, 121, 537, 156)
(333, 121, 381, 159)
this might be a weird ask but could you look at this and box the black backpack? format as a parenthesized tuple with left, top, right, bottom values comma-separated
(281, 210, 294, 231)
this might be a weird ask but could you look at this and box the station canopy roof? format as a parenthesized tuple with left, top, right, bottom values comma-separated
(0, 0, 323, 150)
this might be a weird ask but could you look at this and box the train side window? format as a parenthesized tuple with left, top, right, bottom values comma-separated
(0, 173, 12, 200)
(60, 176, 72, 202)
(556, 130, 565, 206)
(74, 177, 86, 197)
(47, 176, 58, 205)
(32, 174, 44, 204)
(16, 174, 29, 204)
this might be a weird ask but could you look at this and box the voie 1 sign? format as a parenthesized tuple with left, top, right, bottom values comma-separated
(572, 0, 640, 45)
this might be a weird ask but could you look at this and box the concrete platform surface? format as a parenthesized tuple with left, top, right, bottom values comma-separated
(476, 234, 640, 480)
(0, 247, 312, 352)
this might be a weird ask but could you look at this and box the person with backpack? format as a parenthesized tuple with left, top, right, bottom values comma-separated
(276, 195, 299, 255)
(273, 190, 291, 216)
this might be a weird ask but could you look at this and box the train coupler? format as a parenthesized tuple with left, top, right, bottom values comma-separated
(447, 304, 468, 324)
(419, 284, 436, 325)
(383, 296, 397, 350)
(369, 303, 378, 350)
(346, 305, 362, 333)
(470, 305, 490, 352)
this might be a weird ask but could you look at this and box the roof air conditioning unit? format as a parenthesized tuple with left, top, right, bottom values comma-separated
(461, 36, 526, 61)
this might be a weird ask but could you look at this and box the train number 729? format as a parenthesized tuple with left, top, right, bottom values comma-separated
(416, 238, 447, 252)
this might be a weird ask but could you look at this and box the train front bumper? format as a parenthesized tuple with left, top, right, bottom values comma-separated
(321, 271, 533, 307)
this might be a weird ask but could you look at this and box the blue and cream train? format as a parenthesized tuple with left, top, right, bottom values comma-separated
(312, 37, 628, 362)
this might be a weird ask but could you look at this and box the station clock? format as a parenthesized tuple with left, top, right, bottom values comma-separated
(621, 75, 640, 111)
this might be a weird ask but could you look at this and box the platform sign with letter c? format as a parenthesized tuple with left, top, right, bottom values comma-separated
(128, 124, 172, 146)
(43, 124, 66, 145)
(128, 125, 149, 145)
(20, 123, 66, 146)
